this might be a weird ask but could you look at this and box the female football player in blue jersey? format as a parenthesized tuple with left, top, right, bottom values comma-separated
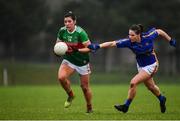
(88, 24, 176, 113)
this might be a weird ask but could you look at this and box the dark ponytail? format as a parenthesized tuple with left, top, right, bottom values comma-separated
(64, 11, 77, 21)
(129, 24, 144, 35)
(137, 24, 143, 33)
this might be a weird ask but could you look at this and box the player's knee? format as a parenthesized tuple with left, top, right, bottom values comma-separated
(130, 81, 137, 88)
(130, 83, 135, 88)
(146, 85, 155, 91)
(81, 85, 88, 93)
(58, 75, 66, 82)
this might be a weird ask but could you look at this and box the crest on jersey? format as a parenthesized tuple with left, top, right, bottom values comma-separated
(67, 36, 72, 42)
(145, 42, 149, 46)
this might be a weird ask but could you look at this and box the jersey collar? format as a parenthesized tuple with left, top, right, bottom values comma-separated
(67, 25, 77, 34)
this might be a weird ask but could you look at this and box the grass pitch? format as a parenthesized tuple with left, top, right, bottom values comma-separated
(0, 84, 180, 120)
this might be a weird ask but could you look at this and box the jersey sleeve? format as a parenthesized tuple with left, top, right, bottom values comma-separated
(143, 28, 159, 40)
(115, 38, 130, 48)
(79, 30, 89, 43)
(57, 27, 64, 40)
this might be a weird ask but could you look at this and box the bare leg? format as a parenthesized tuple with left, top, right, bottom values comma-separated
(114, 70, 152, 113)
(144, 78, 161, 96)
(144, 78, 166, 113)
(80, 74, 93, 112)
(58, 63, 75, 96)
(128, 70, 151, 100)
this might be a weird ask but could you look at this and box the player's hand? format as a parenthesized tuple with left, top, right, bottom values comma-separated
(169, 39, 176, 47)
(88, 43, 100, 52)
(66, 46, 79, 54)
(65, 46, 73, 54)
(71, 46, 79, 52)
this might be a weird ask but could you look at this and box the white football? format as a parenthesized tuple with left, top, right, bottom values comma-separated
(54, 42, 68, 56)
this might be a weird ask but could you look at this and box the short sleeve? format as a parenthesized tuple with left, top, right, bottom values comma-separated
(79, 30, 89, 43)
(57, 27, 64, 40)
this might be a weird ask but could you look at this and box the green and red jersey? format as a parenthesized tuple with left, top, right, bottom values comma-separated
(57, 26, 90, 66)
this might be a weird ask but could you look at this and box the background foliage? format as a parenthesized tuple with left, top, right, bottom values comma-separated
(0, 0, 180, 75)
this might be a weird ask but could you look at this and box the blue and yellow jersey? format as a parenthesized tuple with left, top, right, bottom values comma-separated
(116, 28, 159, 67)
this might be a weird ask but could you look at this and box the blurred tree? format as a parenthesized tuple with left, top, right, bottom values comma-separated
(48, 0, 180, 73)
(0, 0, 49, 60)
(1, 0, 179, 74)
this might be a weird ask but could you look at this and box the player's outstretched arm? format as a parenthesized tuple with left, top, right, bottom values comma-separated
(156, 29, 176, 47)
(99, 41, 116, 48)
(78, 40, 91, 53)
(78, 48, 91, 53)
(87, 40, 117, 52)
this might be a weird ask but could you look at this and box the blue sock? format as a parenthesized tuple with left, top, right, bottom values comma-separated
(157, 94, 165, 102)
(124, 99, 132, 107)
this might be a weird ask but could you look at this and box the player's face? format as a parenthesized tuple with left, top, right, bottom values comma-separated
(64, 17, 76, 32)
(129, 30, 140, 42)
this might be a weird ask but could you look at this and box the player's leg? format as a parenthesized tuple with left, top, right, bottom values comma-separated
(128, 70, 150, 98)
(76, 63, 92, 113)
(80, 74, 93, 113)
(144, 78, 166, 113)
(144, 78, 160, 96)
(115, 70, 151, 113)
(58, 63, 75, 96)
(58, 62, 75, 108)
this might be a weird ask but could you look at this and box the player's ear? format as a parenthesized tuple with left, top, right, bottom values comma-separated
(74, 20, 76, 25)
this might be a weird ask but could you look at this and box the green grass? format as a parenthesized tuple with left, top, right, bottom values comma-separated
(0, 84, 180, 120)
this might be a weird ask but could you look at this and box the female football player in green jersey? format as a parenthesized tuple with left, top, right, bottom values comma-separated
(56, 11, 92, 113)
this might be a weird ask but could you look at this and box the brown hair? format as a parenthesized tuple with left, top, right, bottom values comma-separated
(64, 11, 77, 21)
(129, 24, 144, 35)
